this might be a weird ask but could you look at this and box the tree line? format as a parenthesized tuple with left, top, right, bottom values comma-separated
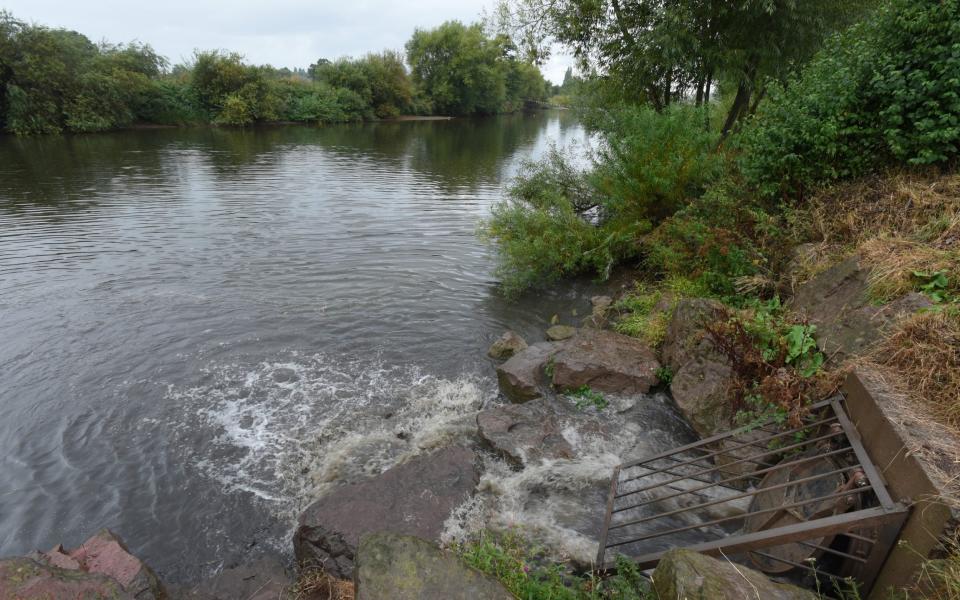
(0, 13, 549, 135)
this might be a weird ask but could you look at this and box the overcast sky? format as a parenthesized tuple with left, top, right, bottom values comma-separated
(2, 0, 574, 83)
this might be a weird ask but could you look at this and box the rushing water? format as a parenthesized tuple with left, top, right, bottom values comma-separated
(0, 112, 693, 583)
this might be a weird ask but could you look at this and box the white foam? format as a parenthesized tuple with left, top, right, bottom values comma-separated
(166, 353, 491, 519)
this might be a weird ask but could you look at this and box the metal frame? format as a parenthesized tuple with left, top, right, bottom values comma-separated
(595, 396, 908, 596)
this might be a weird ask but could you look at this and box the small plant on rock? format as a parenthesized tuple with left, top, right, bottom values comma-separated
(570, 386, 608, 411)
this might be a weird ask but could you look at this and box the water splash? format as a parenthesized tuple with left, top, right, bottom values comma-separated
(166, 352, 492, 521)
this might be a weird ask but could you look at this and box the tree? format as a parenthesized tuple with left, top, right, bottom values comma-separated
(310, 51, 414, 118)
(406, 20, 546, 116)
(493, 0, 872, 134)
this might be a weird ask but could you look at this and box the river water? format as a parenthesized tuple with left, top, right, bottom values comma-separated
(0, 112, 693, 583)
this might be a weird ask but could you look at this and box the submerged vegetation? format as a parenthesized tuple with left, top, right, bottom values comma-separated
(0, 11, 549, 135)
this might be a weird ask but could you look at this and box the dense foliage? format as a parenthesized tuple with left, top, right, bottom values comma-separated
(406, 21, 548, 116)
(491, 0, 869, 133)
(486, 0, 959, 297)
(740, 0, 960, 200)
(0, 12, 548, 135)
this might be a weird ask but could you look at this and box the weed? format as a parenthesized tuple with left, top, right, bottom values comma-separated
(569, 386, 608, 411)
(914, 270, 955, 304)
(545, 358, 556, 379)
(655, 365, 673, 385)
(457, 531, 652, 600)
(706, 300, 830, 428)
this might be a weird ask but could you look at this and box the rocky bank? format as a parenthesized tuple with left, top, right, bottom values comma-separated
(0, 257, 939, 598)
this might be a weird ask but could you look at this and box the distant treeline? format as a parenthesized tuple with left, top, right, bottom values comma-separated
(0, 14, 550, 135)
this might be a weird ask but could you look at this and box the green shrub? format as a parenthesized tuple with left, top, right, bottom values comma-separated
(643, 181, 772, 296)
(590, 105, 724, 223)
(741, 0, 960, 200)
(485, 105, 724, 296)
(484, 192, 615, 297)
(136, 79, 204, 124)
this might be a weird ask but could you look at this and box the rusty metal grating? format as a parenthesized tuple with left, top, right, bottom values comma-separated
(596, 396, 909, 595)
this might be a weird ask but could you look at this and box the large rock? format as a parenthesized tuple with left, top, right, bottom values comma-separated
(790, 256, 933, 360)
(550, 328, 660, 394)
(546, 324, 577, 341)
(495, 342, 561, 402)
(669, 357, 735, 438)
(477, 398, 599, 465)
(652, 549, 816, 600)
(0, 557, 136, 600)
(294, 446, 479, 579)
(176, 557, 292, 600)
(661, 298, 725, 373)
(659, 298, 736, 438)
(0, 529, 165, 600)
(487, 331, 528, 361)
(354, 533, 514, 600)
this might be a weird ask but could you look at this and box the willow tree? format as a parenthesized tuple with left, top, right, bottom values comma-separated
(492, 0, 872, 135)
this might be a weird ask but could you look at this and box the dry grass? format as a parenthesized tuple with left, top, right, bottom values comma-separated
(289, 568, 354, 600)
(800, 169, 960, 248)
(787, 169, 960, 295)
(865, 311, 960, 432)
(913, 537, 960, 600)
(860, 237, 959, 302)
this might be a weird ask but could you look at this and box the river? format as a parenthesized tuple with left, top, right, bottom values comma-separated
(0, 111, 704, 585)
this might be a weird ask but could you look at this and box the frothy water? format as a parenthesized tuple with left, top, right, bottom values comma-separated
(166, 352, 493, 521)
(441, 393, 699, 565)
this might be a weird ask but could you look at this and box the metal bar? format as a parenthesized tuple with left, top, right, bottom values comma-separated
(611, 465, 861, 527)
(857, 509, 909, 596)
(614, 446, 855, 506)
(749, 549, 846, 581)
(627, 459, 730, 488)
(618, 428, 847, 494)
(842, 531, 876, 544)
(664, 445, 779, 470)
(660, 452, 776, 476)
(595, 466, 620, 568)
(619, 400, 836, 469)
(607, 485, 873, 541)
(831, 399, 895, 510)
(796, 540, 869, 564)
(607, 504, 908, 571)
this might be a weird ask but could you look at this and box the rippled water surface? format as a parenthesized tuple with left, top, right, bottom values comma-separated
(0, 112, 618, 581)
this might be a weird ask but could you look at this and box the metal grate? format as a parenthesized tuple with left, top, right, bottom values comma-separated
(596, 396, 908, 595)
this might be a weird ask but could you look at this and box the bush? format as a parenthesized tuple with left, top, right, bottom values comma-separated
(591, 105, 724, 222)
(741, 0, 960, 200)
(484, 183, 615, 297)
(642, 180, 776, 297)
(485, 105, 723, 296)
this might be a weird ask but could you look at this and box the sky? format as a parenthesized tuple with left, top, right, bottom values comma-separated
(1, 0, 574, 84)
